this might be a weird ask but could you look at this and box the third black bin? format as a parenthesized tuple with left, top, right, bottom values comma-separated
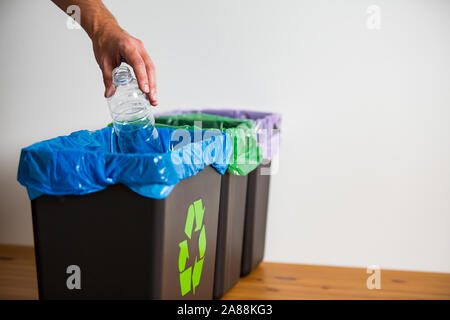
(185, 109, 282, 277)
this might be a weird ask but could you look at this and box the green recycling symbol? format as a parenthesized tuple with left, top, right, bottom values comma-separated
(178, 199, 206, 296)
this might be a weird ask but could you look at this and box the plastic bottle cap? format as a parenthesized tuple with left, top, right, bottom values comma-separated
(112, 64, 133, 86)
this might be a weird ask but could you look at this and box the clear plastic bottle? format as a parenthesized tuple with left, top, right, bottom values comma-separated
(107, 63, 163, 153)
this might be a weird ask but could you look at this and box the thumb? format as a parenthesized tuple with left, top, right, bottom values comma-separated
(102, 60, 115, 97)
(105, 83, 116, 98)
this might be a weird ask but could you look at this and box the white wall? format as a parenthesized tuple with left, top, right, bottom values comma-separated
(0, 0, 449, 273)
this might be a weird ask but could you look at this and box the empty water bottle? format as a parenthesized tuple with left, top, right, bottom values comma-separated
(107, 63, 163, 153)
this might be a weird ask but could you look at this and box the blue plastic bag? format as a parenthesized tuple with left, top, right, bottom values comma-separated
(17, 126, 232, 199)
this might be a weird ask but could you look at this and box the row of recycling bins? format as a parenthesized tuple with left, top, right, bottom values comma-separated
(18, 109, 281, 299)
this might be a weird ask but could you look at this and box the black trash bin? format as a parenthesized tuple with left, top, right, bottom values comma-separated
(154, 113, 261, 299)
(241, 161, 272, 276)
(157, 110, 281, 278)
(193, 110, 281, 277)
(18, 126, 232, 300)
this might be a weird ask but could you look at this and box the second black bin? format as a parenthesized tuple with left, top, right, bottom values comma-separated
(213, 173, 248, 298)
(154, 113, 261, 299)
(241, 161, 272, 276)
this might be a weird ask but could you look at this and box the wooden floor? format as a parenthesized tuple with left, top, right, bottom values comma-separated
(1, 245, 449, 300)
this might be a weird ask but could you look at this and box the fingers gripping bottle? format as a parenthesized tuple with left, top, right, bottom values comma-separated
(107, 63, 163, 153)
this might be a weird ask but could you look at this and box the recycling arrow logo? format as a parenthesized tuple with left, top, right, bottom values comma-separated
(178, 198, 206, 296)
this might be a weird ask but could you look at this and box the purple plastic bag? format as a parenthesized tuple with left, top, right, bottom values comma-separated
(157, 109, 281, 160)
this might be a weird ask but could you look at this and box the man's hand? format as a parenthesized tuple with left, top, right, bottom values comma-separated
(51, 0, 158, 105)
(92, 25, 158, 104)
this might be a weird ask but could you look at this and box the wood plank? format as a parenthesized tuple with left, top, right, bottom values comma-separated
(222, 263, 450, 300)
(1, 245, 449, 300)
(0, 245, 38, 300)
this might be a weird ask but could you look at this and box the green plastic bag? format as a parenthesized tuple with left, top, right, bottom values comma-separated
(155, 113, 262, 176)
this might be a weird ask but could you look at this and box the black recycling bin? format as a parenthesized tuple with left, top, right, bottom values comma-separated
(154, 113, 261, 299)
(241, 161, 271, 276)
(32, 167, 220, 299)
(192, 110, 280, 277)
(213, 173, 248, 298)
(18, 126, 232, 299)
(157, 110, 281, 278)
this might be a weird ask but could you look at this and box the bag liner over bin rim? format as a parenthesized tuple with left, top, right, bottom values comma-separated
(154, 112, 262, 176)
(17, 126, 232, 200)
(157, 109, 281, 161)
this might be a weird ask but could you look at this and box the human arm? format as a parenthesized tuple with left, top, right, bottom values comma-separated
(51, 0, 158, 105)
